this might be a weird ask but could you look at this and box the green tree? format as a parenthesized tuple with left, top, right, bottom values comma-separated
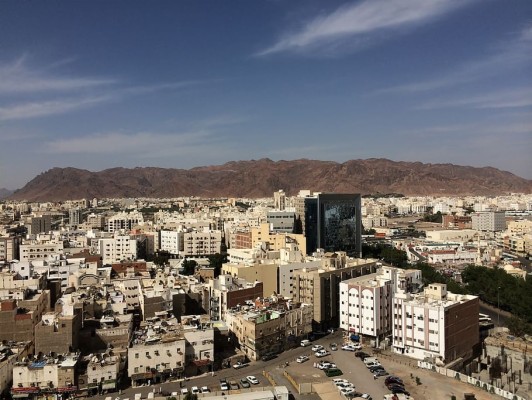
(506, 316, 532, 337)
(182, 259, 198, 275)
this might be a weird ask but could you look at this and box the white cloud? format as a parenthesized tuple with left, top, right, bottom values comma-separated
(0, 56, 115, 95)
(378, 23, 532, 93)
(0, 95, 112, 121)
(258, 0, 470, 56)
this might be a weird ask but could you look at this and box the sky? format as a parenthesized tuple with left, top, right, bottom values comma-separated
(0, 0, 531, 190)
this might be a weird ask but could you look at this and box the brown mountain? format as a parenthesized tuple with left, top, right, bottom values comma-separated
(9, 158, 532, 201)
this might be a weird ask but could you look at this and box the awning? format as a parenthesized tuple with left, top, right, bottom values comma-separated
(12, 394, 29, 398)
(191, 359, 211, 367)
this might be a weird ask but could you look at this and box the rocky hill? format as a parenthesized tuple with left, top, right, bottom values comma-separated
(0, 188, 13, 200)
(9, 158, 532, 201)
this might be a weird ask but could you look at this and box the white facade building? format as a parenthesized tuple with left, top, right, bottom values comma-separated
(98, 235, 137, 265)
(472, 212, 506, 232)
(159, 230, 184, 255)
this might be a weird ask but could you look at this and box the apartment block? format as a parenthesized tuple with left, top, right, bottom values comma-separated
(392, 283, 479, 362)
(98, 234, 137, 265)
(472, 211, 506, 232)
(183, 231, 221, 257)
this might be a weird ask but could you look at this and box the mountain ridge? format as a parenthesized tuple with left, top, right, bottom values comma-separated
(9, 158, 532, 201)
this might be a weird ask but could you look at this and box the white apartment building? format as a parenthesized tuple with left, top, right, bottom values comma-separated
(98, 234, 137, 265)
(339, 273, 393, 339)
(339, 266, 422, 340)
(472, 211, 506, 232)
(106, 211, 144, 233)
(159, 230, 184, 255)
(278, 260, 320, 299)
(392, 283, 479, 362)
(12, 354, 78, 393)
(182, 230, 221, 257)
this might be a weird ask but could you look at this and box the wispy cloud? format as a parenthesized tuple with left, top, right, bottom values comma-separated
(258, 0, 471, 56)
(378, 23, 532, 93)
(0, 56, 115, 95)
(0, 95, 112, 121)
(0, 56, 205, 121)
(44, 131, 217, 157)
(417, 88, 532, 110)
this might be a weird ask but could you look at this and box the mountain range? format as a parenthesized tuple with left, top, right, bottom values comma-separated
(9, 158, 532, 202)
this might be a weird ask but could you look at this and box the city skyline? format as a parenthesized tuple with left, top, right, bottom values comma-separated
(1, 0, 531, 189)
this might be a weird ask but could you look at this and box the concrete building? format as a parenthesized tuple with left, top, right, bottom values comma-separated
(11, 353, 79, 398)
(472, 211, 506, 232)
(0, 290, 50, 344)
(19, 242, 64, 262)
(98, 234, 137, 265)
(29, 215, 52, 235)
(225, 299, 313, 360)
(159, 230, 184, 255)
(273, 190, 286, 211)
(105, 211, 144, 233)
(221, 262, 278, 299)
(392, 283, 479, 362)
(206, 274, 264, 321)
(68, 208, 82, 227)
(0, 341, 32, 396)
(0, 236, 21, 262)
(183, 230, 222, 257)
(34, 311, 82, 355)
(83, 352, 121, 394)
(292, 258, 378, 329)
(266, 211, 295, 233)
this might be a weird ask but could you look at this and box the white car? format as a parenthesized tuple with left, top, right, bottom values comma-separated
(342, 344, 360, 351)
(317, 361, 336, 370)
(180, 388, 188, 395)
(200, 387, 210, 393)
(361, 394, 372, 400)
(340, 387, 356, 395)
(336, 382, 355, 390)
(311, 344, 324, 352)
(332, 378, 349, 384)
(246, 376, 259, 385)
(191, 387, 199, 394)
(315, 349, 331, 357)
(296, 355, 309, 363)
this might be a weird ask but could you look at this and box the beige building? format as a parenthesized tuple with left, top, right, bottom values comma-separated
(19, 242, 64, 262)
(226, 300, 313, 360)
(292, 258, 379, 329)
(83, 352, 121, 393)
(251, 223, 306, 254)
(12, 354, 79, 397)
(221, 262, 278, 298)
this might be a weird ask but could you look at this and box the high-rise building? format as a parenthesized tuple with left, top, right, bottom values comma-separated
(471, 211, 506, 232)
(304, 193, 362, 256)
(273, 189, 286, 211)
(68, 207, 82, 227)
(29, 215, 52, 234)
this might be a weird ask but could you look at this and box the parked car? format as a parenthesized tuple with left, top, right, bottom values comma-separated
(315, 349, 331, 357)
(296, 355, 309, 363)
(355, 351, 370, 359)
(229, 381, 239, 390)
(239, 378, 250, 388)
(330, 343, 338, 351)
(386, 383, 405, 390)
(311, 344, 324, 352)
(391, 387, 410, 396)
(373, 369, 389, 377)
(191, 387, 199, 394)
(317, 361, 337, 370)
(385, 376, 404, 386)
(360, 394, 372, 400)
(325, 368, 343, 377)
(368, 365, 384, 372)
(300, 339, 311, 347)
(219, 379, 229, 391)
(340, 387, 356, 396)
(233, 361, 248, 369)
(246, 376, 259, 385)
(261, 353, 277, 361)
(335, 382, 355, 389)
(332, 378, 349, 384)
(180, 388, 188, 395)
(200, 387, 210, 393)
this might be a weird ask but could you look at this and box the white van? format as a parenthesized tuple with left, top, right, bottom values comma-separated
(300, 339, 311, 347)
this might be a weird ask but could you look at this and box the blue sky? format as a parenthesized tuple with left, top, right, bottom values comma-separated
(0, 0, 531, 189)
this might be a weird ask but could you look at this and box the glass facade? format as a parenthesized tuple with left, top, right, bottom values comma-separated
(304, 194, 362, 257)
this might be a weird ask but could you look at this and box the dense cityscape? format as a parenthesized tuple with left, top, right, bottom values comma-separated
(0, 191, 531, 400)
